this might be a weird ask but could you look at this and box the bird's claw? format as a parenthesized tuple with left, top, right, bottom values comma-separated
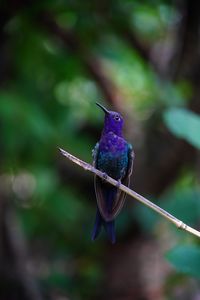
(116, 180, 121, 188)
(102, 172, 108, 181)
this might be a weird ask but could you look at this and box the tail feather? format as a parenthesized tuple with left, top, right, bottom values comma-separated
(92, 209, 102, 241)
(92, 208, 116, 243)
(105, 220, 116, 244)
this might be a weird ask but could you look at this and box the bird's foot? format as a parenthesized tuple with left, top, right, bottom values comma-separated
(102, 172, 108, 182)
(116, 179, 121, 188)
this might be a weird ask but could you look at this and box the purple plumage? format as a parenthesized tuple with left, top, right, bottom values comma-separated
(92, 103, 134, 243)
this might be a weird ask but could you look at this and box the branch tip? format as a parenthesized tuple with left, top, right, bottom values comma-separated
(59, 147, 200, 239)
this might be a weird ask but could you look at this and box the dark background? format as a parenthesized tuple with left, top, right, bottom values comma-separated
(0, 0, 200, 299)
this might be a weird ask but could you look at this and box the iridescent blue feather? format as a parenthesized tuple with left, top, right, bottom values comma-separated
(92, 104, 134, 243)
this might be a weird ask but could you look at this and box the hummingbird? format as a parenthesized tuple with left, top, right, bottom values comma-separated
(92, 102, 134, 243)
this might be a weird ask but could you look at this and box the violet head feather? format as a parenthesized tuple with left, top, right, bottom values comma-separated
(96, 102, 124, 136)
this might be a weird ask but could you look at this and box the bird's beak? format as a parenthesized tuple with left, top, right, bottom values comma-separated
(96, 102, 110, 114)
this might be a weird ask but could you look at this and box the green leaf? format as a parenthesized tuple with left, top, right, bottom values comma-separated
(163, 108, 200, 149)
(166, 245, 200, 278)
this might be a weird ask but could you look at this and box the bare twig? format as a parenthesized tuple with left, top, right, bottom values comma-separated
(59, 147, 200, 239)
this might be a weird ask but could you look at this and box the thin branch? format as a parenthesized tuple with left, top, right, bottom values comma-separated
(59, 147, 200, 239)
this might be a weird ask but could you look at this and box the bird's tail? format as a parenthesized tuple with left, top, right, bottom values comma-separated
(91, 209, 116, 244)
(104, 219, 116, 244)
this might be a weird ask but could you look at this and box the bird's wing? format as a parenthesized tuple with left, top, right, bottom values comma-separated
(125, 143, 135, 178)
(95, 178, 118, 222)
(92, 142, 99, 167)
(94, 143, 134, 222)
(93, 142, 117, 221)
(110, 143, 134, 220)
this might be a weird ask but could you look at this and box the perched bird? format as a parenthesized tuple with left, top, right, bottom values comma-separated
(92, 102, 134, 243)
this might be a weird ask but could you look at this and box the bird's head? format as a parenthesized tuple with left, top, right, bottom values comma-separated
(96, 102, 124, 136)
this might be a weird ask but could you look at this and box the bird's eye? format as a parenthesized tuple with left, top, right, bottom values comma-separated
(114, 115, 120, 121)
